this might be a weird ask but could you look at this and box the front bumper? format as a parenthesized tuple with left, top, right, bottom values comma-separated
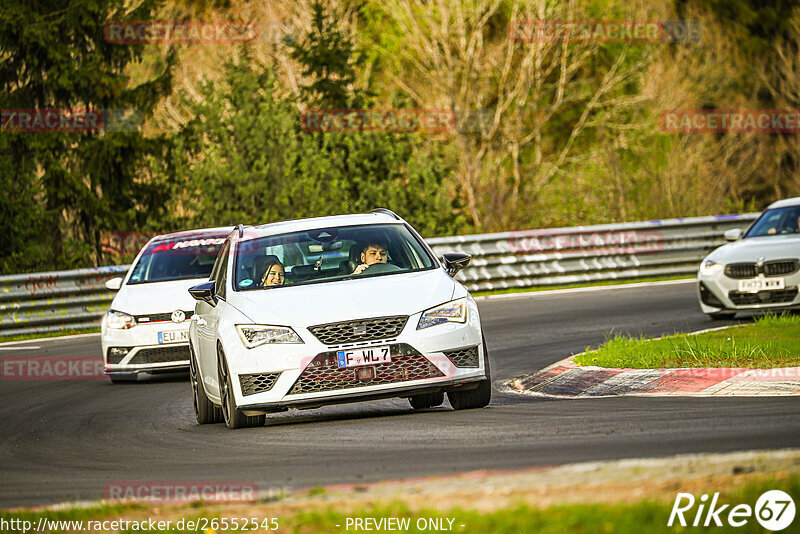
(697, 271, 800, 313)
(222, 302, 487, 411)
(101, 318, 192, 373)
(238, 376, 484, 414)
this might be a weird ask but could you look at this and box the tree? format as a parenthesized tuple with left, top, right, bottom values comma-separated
(288, 0, 367, 108)
(372, 0, 658, 231)
(171, 54, 463, 236)
(0, 0, 175, 271)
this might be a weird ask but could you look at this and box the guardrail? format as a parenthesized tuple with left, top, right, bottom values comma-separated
(0, 213, 758, 338)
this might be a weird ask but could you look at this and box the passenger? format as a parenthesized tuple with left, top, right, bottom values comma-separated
(352, 242, 388, 274)
(259, 258, 286, 287)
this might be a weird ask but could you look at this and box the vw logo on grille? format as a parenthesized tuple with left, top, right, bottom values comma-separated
(353, 325, 368, 336)
(171, 310, 186, 323)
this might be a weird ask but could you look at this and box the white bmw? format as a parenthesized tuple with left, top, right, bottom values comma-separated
(101, 228, 229, 382)
(187, 210, 491, 429)
(698, 197, 800, 319)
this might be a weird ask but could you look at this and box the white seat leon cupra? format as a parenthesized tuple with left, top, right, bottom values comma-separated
(101, 228, 230, 382)
(187, 209, 491, 429)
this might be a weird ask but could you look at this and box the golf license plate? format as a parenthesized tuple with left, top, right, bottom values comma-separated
(337, 346, 391, 368)
(738, 278, 785, 292)
(158, 330, 189, 344)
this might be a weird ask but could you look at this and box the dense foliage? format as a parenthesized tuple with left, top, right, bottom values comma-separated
(2, 0, 799, 272)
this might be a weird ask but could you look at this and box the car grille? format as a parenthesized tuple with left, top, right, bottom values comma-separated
(728, 287, 798, 305)
(287, 343, 444, 395)
(307, 316, 408, 346)
(724, 260, 799, 279)
(444, 346, 480, 368)
(765, 260, 800, 276)
(724, 263, 757, 279)
(128, 345, 190, 364)
(134, 311, 193, 323)
(239, 372, 281, 396)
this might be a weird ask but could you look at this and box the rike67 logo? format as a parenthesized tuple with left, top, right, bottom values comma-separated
(669, 490, 795, 531)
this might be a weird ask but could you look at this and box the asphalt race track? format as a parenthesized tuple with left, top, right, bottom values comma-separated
(1, 280, 798, 508)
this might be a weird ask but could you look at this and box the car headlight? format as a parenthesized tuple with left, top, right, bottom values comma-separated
(236, 325, 304, 348)
(106, 310, 136, 329)
(417, 298, 467, 330)
(699, 259, 723, 276)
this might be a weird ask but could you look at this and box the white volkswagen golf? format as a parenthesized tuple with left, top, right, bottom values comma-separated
(187, 210, 491, 429)
(101, 228, 229, 382)
(698, 197, 800, 319)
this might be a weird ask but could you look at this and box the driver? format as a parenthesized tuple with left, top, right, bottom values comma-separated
(353, 242, 388, 275)
(767, 212, 800, 234)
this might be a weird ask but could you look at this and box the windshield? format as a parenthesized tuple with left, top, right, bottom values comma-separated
(128, 236, 226, 284)
(745, 206, 800, 238)
(234, 224, 436, 290)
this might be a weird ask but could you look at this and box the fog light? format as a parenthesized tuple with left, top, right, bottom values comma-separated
(107, 347, 130, 364)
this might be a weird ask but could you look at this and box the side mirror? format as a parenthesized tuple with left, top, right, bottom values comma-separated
(189, 281, 217, 306)
(724, 228, 743, 242)
(442, 252, 471, 277)
(105, 277, 123, 291)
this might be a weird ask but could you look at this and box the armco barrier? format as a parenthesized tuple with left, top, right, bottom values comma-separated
(0, 214, 758, 338)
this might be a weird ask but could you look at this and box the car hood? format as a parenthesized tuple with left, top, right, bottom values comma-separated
(709, 234, 800, 263)
(230, 269, 456, 326)
(111, 278, 206, 315)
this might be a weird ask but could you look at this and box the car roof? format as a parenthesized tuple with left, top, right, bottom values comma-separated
(150, 226, 233, 243)
(766, 197, 800, 209)
(241, 213, 403, 240)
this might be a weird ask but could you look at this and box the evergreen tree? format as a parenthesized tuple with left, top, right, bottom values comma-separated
(0, 0, 175, 271)
(289, 0, 366, 109)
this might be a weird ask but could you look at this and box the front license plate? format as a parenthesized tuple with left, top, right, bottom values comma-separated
(337, 346, 391, 368)
(738, 278, 785, 292)
(158, 330, 189, 344)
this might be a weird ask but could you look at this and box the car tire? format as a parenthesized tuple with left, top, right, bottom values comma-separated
(708, 312, 736, 320)
(217, 346, 265, 430)
(190, 343, 222, 424)
(447, 339, 492, 410)
(109, 373, 136, 384)
(409, 391, 444, 409)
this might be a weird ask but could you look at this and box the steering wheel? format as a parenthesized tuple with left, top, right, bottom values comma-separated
(361, 263, 402, 274)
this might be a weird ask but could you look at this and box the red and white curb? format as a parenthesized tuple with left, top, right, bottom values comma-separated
(510, 357, 800, 397)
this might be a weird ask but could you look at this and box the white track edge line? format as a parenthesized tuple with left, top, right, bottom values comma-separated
(474, 278, 696, 301)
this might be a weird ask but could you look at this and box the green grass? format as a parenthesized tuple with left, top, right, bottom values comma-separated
(472, 275, 691, 297)
(2, 475, 796, 533)
(575, 314, 800, 369)
(0, 327, 100, 344)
